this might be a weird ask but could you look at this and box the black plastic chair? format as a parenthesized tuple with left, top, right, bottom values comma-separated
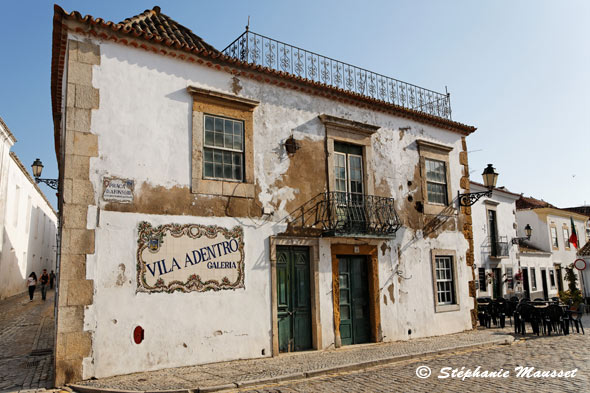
(569, 305, 585, 334)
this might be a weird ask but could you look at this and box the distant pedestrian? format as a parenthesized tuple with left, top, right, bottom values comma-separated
(49, 270, 56, 289)
(27, 272, 37, 301)
(40, 269, 49, 301)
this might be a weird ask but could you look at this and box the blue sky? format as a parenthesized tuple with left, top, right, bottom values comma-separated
(1, 0, 589, 209)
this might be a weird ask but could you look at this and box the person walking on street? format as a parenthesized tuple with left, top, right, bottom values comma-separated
(49, 270, 56, 289)
(40, 269, 49, 301)
(27, 272, 37, 302)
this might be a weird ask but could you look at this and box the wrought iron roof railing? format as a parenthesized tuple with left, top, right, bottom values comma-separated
(223, 30, 452, 120)
(288, 192, 401, 238)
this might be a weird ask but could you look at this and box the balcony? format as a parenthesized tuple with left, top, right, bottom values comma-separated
(223, 31, 452, 120)
(489, 236, 510, 258)
(286, 192, 402, 238)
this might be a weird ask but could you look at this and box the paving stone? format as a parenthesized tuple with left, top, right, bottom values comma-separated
(0, 289, 55, 392)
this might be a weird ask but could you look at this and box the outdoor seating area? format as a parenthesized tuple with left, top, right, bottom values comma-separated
(476, 297, 585, 336)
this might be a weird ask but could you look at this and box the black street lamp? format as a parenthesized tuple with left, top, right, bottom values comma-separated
(512, 224, 533, 244)
(31, 158, 58, 190)
(458, 164, 499, 207)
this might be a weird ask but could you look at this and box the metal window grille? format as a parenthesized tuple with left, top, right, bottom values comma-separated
(203, 115, 244, 181)
(425, 159, 448, 205)
(435, 256, 454, 305)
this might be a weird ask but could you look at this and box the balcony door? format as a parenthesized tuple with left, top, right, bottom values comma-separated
(334, 142, 363, 197)
(487, 209, 498, 257)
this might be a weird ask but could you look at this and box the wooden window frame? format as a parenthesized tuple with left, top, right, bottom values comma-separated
(188, 86, 258, 198)
(417, 140, 454, 216)
(431, 249, 460, 313)
(319, 114, 379, 196)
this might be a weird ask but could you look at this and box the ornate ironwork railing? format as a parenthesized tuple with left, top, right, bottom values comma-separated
(288, 192, 401, 237)
(223, 30, 452, 120)
(490, 236, 509, 258)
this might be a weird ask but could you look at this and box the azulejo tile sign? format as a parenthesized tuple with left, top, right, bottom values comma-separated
(136, 222, 245, 293)
(103, 177, 134, 203)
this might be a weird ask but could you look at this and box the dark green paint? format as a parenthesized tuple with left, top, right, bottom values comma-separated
(338, 255, 370, 345)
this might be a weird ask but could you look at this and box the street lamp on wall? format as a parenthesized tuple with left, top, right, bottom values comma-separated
(31, 158, 58, 190)
(458, 164, 499, 207)
(511, 224, 533, 244)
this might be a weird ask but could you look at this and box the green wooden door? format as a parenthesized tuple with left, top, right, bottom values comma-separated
(339, 255, 370, 345)
(277, 246, 312, 352)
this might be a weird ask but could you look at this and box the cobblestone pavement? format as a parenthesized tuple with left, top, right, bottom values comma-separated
(237, 316, 590, 393)
(0, 288, 55, 393)
(77, 327, 512, 391)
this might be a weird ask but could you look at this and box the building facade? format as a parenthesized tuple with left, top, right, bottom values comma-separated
(51, 6, 480, 383)
(0, 117, 58, 300)
(516, 196, 587, 300)
(471, 182, 520, 299)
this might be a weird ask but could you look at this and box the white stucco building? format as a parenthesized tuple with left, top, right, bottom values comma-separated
(0, 116, 58, 300)
(471, 182, 520, 299)
(516, 196, 587, 300)
(51, 5, 482, 383)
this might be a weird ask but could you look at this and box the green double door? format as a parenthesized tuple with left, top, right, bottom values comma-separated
(338, 255, 371, 346)
(277, 246, 312, 353)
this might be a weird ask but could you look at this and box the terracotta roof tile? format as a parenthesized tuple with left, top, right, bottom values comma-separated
(578, 240, 590, 256)
(564, 206, 590, 218)
(516, 195, 557, 210)
(118, 6, 219, 55)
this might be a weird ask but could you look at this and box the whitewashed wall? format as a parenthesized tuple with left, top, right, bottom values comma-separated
(79, 35, 472, 378)
(0, 154, 57, 299)
(471, 183, 519, 298)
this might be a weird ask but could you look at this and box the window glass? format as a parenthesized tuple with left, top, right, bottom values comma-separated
(478, 268, 487, 291)
(203, 114, 244, 181)
(549, 270, 556, 287)
(435, 256, 454, 304)
(563, 228, 570, 248)
(530, 268, 537, 289)
(425, 159, 448, 205)
(506, 267, 513, 290)
(550, 227, 558, 248)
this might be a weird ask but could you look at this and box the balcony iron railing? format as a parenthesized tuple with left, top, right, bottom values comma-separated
(287, 192, 401, 238)
(222, 30, 452, 120)
(490, 236, 510, 258)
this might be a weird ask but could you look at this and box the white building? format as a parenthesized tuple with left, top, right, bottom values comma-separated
(471, 182, 520, 299)
(0, 116, 58, 300)
(516, 196, 587, 300)
(51, 5, 482, 383)
(576, 241, 590, 302)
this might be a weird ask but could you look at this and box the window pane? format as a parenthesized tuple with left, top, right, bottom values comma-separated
(224, 164, 232, 179)
(233, 153, 242, 166)
(204, 162, 213, 177)
(233, 133, 242, 150)
(224, 132, 233, 148)
(214, 118, 223, 131)
(427, 182, 447, 204)
(204, 148, 213, 162)
(214, 163, 222, 178)
(233, 164, 242, 181)
(204, 130, 214, 146)
(205, 116, 214, 131)
(213, 150, 222, 163)
(223, 151, 232, 164)
(214, 131, 224, 147)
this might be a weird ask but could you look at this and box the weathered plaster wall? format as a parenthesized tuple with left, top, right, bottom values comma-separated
(64, 35, 474, 379)
(0, 154, 57, 300)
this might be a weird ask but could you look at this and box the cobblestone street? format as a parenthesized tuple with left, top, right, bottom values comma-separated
(0, 288, 55, 392)
(236, 317, 590, 393)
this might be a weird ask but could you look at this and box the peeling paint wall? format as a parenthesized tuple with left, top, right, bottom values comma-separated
(73, 35, 474, 379)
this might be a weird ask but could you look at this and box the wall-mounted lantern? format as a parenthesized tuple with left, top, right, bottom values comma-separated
(458, 164, 499, 207)
(511, 224, 533, 244)
(283, 135, 300, 155)
(31, 158, 58, 190)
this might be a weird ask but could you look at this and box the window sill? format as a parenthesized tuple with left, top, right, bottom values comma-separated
(435, 303, 460, 313)
(193, 179, 255, 198)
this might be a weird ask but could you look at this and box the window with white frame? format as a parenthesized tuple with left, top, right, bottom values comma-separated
(425, 158, 448, 205)
(530, 268, 537, 290)
(550, 227, 559, 249)
(563, 227, 570, 248)
(435, 256, 455, 304)
(203, 114, 244, 181)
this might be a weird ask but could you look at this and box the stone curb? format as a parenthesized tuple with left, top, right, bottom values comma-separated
(68, 336, 513, 393)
